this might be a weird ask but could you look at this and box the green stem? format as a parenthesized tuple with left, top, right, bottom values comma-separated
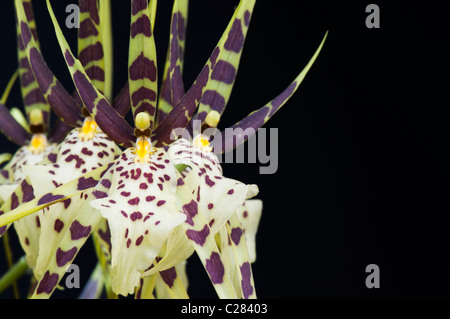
(0, 255, 28, 295)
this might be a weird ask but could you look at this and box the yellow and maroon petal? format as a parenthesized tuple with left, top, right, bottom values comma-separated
(195, 0, 255, 124)
(43, 0, 135, 147)
(89, 148, 185, 296)
(157, 0, 189, 123)
(0, 103, 31, 146)
(128, 0, 158, 129)
(213, 31, 328, 153)
(78, 0, 106, 94)
(15, 0, 83, 128)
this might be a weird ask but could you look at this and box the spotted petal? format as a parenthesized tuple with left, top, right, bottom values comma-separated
(89, 148, 185, 296)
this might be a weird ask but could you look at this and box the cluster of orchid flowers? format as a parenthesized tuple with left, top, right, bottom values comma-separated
(0, 0, 326, 299)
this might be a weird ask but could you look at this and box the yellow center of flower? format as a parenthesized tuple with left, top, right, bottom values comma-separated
(134, 136, 155, 163)
(28, 134, 48, 154)
(193, 134, 213, 152)
(79, 117, 98, 141)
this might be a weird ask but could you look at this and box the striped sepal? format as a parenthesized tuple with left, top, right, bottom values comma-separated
(15, 0, 83, 128)
(152, 0, 252, 147)
(44, 0, 135, 148)
(14, 0, 51, 129)
(213, 31, 328, 153)
(195, 0, 255, 124)
(156, 0, 188, 123)
(78, 0, 106, 94)
(128, 0, 158, 129)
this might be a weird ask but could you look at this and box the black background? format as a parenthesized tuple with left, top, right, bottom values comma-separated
(0, 0, 448, 299)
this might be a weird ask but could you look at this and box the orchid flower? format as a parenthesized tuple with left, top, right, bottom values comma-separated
(0, 0, 327, 299)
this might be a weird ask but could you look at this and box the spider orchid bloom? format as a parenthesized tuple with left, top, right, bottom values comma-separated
(0, 0, 327, 299)
(0, 0, 73, 271)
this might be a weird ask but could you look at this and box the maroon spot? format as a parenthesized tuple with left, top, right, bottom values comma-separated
(182, 200, 198, 226)
(77, 176, 98, 190)
(131, 87, 157, 106)
(127, 238, 131, 248)
(240, 262, 254, 299)
(24, 88, 47, 106)
(37, 193, 65, 205)
(146, 195, 155, 202)
(207, 203, 214, 210)
(244, 10, 251, 26)
(200, 90, 225, 112)
(131, 15, 152, 38)
(63, 198, 71, 209)
(56, 247, 78, 267)
(81, 147, 93, 156)
(101, 178, 111, 189)
(70, 220, 91, 240)
(128, 197, 140, 206)
(78, 18, 99, 39)
(121, 191, 131, 197)
(129, 52, 157, 81)
(36, 271, 59, 295)
(159, 266, 177, 288)
(79, 1, 100, 23)
(224, 19, 244, 53)
(54, 219, 64, 233)
(132, 0, 147, 15)
(230, 227, 243, 246)
(227, 189, 234, 195)
(143, 172, 153, 183)
(205, 252, 225, 284)
(48, 153, 57, 163)
(85, 65, 105, 82)
(156, 200, 165, 207)
(65, 50, 75, 66)
(139, 183, 148, 190)
(93, 190, 108, 198)
(135, 235, 144, 246)
(130, 211, 143, 221)
(211, 60, 236, 84)
(204, 175, 216, 187)
(20, 21, 32, 46)
(186, 225, 210, 246)
(36, 216, 41, 228)
(10, 192, 19, 210)
(210, 47, 220, 69)
(130, 168, 142, 180)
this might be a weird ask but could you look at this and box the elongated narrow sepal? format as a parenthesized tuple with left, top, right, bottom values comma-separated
(15, 0, 83, 127)
(128, 0, 158, 129)
(0, 103, 31, 146)
(152, 0, 254, 146)
(213, 31, 328, 153)
(195, 0, 255, 124)
(157, 0, 188, 123)
(15, 0, 51, 127)
(46, 0, 134, 148)
(78, 0, 106, 93)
